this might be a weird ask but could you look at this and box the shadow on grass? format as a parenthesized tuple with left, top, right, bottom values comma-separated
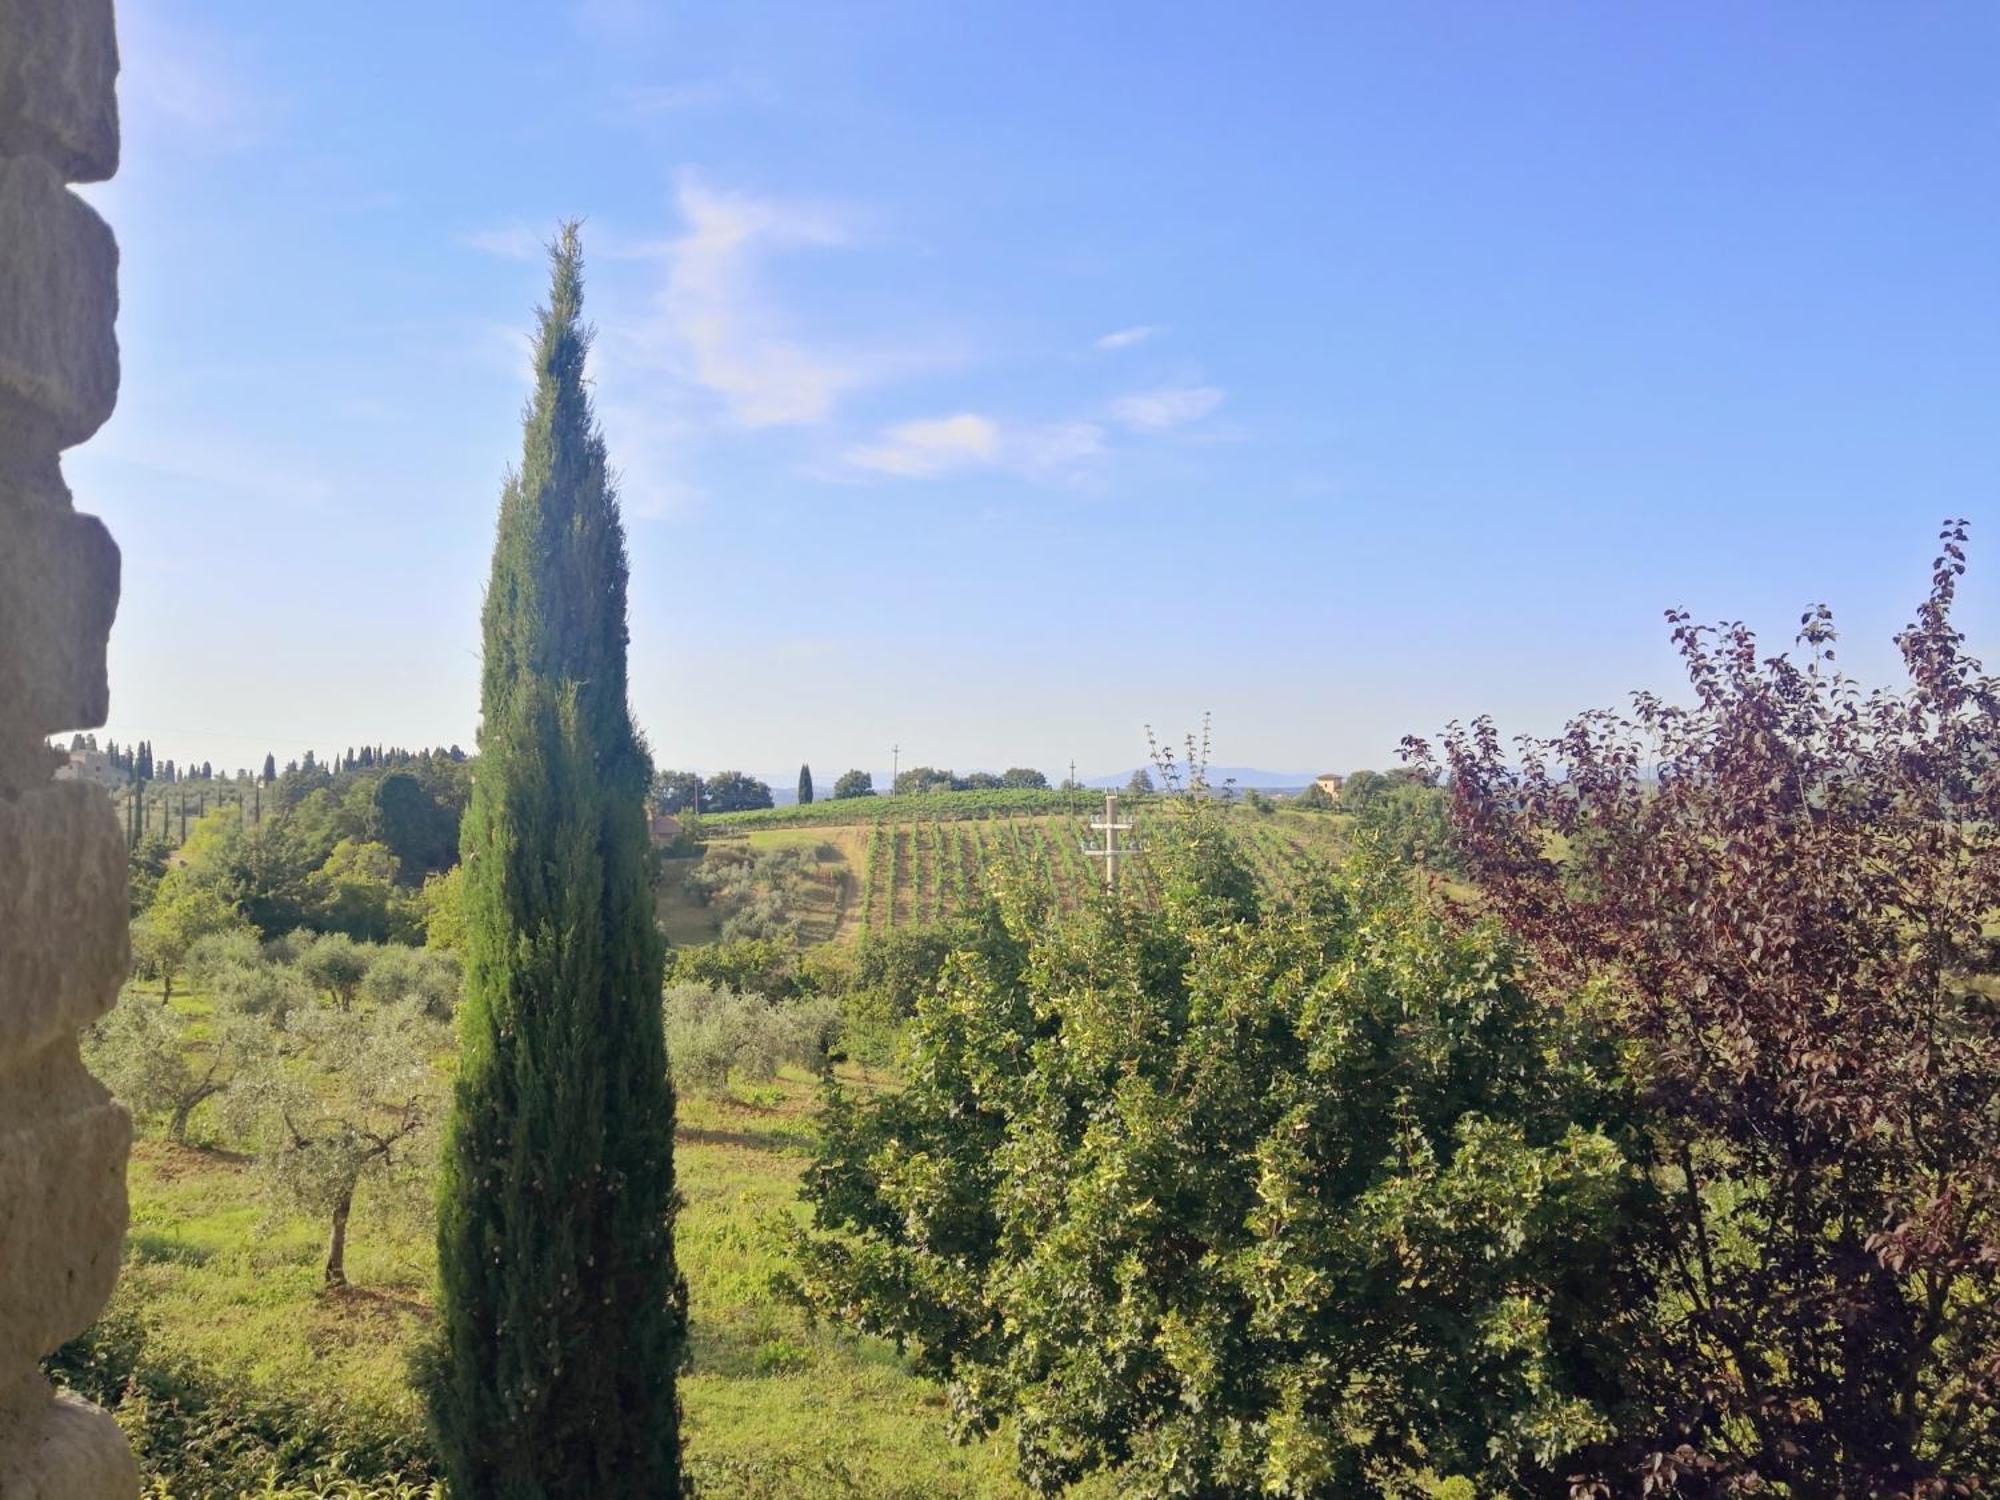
(128, 1230, 215, 1267)
(679, 1123, 815, 1156)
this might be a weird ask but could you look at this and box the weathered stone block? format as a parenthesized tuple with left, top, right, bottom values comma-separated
(0, 782, 126, 1063)
(0, 1386, 140, 1498)
(0, 1041, 130, 1380)
(0, 505, 119, 740)
(0, 155, 118, 451)
(0, 0, 118, 182)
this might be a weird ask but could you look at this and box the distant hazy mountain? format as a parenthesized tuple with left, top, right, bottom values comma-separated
(1085, 765, 1316, 791)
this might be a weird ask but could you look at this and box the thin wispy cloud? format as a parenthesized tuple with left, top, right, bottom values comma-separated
(658, 176, 870, 426)
(844, 414, 999, 478)
(1109, 384, 1225, 432)
(1012, 421, 1106, 478)
(1095, 325, 1162, 351)
(842, 414, 1105, 484)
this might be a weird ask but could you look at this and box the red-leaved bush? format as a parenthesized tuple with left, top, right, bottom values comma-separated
(1411, 523, 2000, 1495)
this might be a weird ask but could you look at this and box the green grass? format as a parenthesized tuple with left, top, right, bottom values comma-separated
(93, 1068, 1053, 1498)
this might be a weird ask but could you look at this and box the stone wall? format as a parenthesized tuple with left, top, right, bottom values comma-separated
(0, 0, 140, 1493)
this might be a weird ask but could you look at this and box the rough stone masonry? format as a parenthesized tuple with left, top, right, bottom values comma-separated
(0, 0, 141, 1492)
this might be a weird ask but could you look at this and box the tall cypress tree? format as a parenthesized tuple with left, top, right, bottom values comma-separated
(797, 763, 813, 805)
(428, 225, 683, 1496)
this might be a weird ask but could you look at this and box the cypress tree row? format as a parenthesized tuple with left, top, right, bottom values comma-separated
(428, 225, 684, 1496)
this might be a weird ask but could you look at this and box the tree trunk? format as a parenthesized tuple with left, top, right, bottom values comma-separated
(169, 1099, 192, 1145)
(325, 1186, 353, 1288)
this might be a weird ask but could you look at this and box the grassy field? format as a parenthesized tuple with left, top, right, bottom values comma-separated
(101, 1064, 1077, 1498)
(665, 804, 1344, 947)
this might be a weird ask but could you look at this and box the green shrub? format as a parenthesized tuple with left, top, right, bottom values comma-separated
(663, 982, 842, 1092)
(787, 817, 1637, 1497)
(45, 1306, 436, 1495)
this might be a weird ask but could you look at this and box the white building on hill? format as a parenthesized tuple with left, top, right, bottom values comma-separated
(55, 749, 127, 790)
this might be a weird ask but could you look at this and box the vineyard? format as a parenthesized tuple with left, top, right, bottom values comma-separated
(701, 786, 1092, 830)
(669, 804, 1345, 947)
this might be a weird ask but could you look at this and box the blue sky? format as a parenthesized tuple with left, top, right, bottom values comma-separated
(75, 2, 2000, 781)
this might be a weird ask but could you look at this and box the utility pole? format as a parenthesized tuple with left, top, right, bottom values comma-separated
(1082, 791, 1138, 891)
(891, 743, 900, 795)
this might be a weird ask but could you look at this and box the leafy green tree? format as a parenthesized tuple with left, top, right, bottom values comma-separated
(129, 875, 246, 1002)
(419, 864, 467, 953)
(127, 831, 173, 916)
(788, 820, 1635, 1496)
(1337, 768, 1384, 810)
(702, 769, 773, 812)
(666, 935, 802, 1002)
(652, 769, 703, 814)
(894, 765, 955, 796)
(661, 982, 841, 1093)
(183, 927, 265, 993)
(797, 763, 814, 805)
(232, 997, 447, 1287)
(85, 981, 265, 1144)
(429, 226, 683, 1496)
(1351, 780, 1459, 873)
(291, 930, 374, 1011)
(831, 769, 875, 799)
(306, 838, 415, 944)
(373, 769, 459, 879)
(360, 943, 462, 1020)
(1000, 767, 1049, 790)
(259, 752, 275, 783)
(171, 808, 315, 940)
(1124, 766, 1155, 795)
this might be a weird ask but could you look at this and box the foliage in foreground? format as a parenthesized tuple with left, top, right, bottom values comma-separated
(47, 1305, 438, 1497)
(787, 816, 1641, 1496)
(1415, 523, 2000, 1493)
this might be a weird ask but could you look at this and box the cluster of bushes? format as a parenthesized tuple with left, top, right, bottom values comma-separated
(129, 795, 469, 1002)
(786, 540, 2000, 1495)
(891, 765, 1049, 796)
(662, 981, 842, 1091)
(46, 1303, 438, 1497)
(679, 843, 825, 942)
(661, 923, 966, 1082)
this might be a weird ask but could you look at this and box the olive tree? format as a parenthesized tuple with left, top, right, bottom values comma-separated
(232, 998, 448, 1287)
(129, 877, 245, 1002)
(85, 985, 267, 1145)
